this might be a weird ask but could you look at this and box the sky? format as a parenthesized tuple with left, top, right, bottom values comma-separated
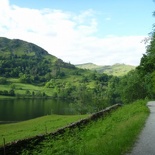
(0, 0, 155, 66)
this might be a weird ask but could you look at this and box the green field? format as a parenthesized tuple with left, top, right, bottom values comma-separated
(0, 114, 89, 146)
(0, 78, 53, 97)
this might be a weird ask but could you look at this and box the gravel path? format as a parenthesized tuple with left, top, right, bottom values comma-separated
(126, 101, 155, 155)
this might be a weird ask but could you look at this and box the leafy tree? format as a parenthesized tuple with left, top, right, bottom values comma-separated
(11, 84, 16, 89)
(137, 31, 155, 99)
(118, 70, 147, 103)
(9, 89, 15, 96)
(25, 90, 31, 96)
(32, 91, 35, 96)
(0, 77, 7, 84)
(3, 90, 9, 96)
(106, 76, 121, 104)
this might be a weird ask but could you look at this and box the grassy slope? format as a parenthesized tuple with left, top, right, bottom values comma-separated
(0, 80, 51, 96)
(76, 63, 100, 69)
(0, 71, 95, 97)
(19, 100, 149, 155)
(99, 64, 135, 76)
(0, 77, 67, 97)
(0, 114, 88, 146)
(76, 63, 136, 76)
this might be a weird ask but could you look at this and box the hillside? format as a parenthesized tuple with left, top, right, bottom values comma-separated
(76, 63, 100, 69)
(0, 37, 76, 83)
(76, 63, 136, 76)
(0, 37, 49, 56)
(0, 37, 115, 110)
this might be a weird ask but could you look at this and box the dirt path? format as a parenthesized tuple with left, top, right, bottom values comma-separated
(126, 101, 155, 155)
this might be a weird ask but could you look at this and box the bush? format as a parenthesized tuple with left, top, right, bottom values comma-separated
(0, 77, 7, 84)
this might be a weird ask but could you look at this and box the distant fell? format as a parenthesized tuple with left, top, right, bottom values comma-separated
(76, 63, 100, 69)
(76, 63, 136, 76)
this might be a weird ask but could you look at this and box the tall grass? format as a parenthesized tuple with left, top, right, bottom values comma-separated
(20, 100, 149, 155)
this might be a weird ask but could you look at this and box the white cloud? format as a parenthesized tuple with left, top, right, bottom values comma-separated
(0, 0, 146, 66)
(65, 35, 146, 66)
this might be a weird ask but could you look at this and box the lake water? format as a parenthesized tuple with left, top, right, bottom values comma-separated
(0, 98, 73, 123)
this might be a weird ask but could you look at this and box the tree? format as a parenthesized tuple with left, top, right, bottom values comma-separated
(137, 31, 155, 99)
(106, 76, 121, 104)
(0, 77, 7, 84)
(25, 90, 31, 96)
(118, 70, 147, 104)
(9, 89, 15, 96)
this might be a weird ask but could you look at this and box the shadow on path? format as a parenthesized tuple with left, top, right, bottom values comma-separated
(126, 101, 155, 155)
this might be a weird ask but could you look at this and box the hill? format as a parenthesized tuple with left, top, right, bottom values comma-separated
(0, 37, 76, 83)
(0, 37, 49, 56)
(0, 37, 114, 111)
(76, 63, 100, 69)
(76, 63, 136, 76)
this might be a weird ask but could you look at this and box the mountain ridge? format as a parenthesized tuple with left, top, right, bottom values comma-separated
(76, 63, 136, 76)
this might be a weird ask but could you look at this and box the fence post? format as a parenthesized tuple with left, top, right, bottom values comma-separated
(3, 138, 6, 155)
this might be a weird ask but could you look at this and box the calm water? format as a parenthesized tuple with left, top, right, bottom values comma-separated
(0, 98, 73, 123)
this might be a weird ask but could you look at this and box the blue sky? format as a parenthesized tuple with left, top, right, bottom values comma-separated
(10, 0, 154, 36)
(0, 0, 155, 65)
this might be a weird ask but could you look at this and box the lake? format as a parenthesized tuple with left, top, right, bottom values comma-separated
(0, 98, 74, 123)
